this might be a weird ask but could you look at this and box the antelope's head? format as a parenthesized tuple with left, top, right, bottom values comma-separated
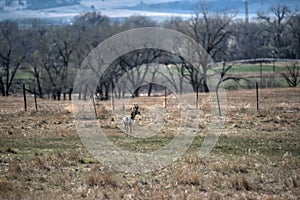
(131, 104, 141, 120)
(133, 104, 140, 115)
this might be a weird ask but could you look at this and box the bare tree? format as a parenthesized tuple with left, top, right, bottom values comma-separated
(0, 21, 26, 96)
(116, 49, 162, 97)
(162, 16, 187, 34)
(45, 25, 80, 100)
(229, 21, 272, 60)
(257, 4, 291, 58)
(74, 12, 111, 49)
(281, 63, 300, 87)
(186, 1, 235, 92)
(159, 63, 185, 95)
(24, 19, 49, 98)
(146, 64, 160, 96)
(122, 14, 156, 30)
(215, 62, 250, 114)
(287, 13, 300, 59)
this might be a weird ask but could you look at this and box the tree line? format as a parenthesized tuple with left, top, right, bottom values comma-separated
(0, 3, 299, 99)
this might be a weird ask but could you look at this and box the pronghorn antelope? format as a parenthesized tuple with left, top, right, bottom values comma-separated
(123, 104, 140, 136)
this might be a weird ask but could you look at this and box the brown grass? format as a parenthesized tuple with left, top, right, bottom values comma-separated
(85, 172, 116, 187)
(231, 175, 251, 191)
(0, 88, 299, 199)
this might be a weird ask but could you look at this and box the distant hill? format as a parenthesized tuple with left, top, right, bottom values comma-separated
(0, 0, 299, 22)
(124, 0, 299, 15)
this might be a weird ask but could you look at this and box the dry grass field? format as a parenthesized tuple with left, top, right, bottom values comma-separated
(0, 88, 299, 199)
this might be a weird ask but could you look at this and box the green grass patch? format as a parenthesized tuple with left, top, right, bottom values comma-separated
(228, 65, 286, 73)
(15, 70, 33, 79)
(216, 64, 300, 74)
(1, 134, 299, 163)
(212, 136, 299, 158)
(220, 77, 291, 89)
(0, 136, 82, 161)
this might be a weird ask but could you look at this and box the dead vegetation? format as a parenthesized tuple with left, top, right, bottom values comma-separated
(0, 88, 299, 199)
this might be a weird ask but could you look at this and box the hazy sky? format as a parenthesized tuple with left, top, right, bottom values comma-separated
(0, 0, 299, 21)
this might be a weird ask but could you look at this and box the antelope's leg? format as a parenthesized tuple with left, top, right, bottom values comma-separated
(130, 121, 132, 135)
(124, 122, 128, 136)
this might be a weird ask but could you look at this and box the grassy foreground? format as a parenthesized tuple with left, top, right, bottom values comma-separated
(0, 91, 299, 199)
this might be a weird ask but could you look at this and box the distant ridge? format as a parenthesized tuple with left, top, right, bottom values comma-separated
(123, 0, 299, 15)
(0, 0, 299, 22)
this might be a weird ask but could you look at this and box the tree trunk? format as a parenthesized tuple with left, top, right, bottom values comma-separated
(133, 88, 140, 98)
(34, 65, 43, 98)
(68, 88, 73, 100)
(1, 90, 4, 96)
(148, 83, 153, 97)
(57, 90, 61, 101)
(203, 80, 209, 93)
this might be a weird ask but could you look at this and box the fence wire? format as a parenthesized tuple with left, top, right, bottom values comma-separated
(0, 87, 299, 115)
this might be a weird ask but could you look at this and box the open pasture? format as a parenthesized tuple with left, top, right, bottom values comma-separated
(0, 88, 299, 199)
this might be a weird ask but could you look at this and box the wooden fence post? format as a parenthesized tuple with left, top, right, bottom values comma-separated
(256, 82, 259, 111)
(92, 94, 97, 118)
(34, 88, 38, 111)
(272, 60, 275, 87)
(23, 84, 27, 112)
(196, 84, 199, 110)
(111, 81, 114, 111)
(164, 87, 167, 109)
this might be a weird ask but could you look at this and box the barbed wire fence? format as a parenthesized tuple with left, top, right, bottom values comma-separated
(0, 84, 299, 116)
(1, 59, 299, 115)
